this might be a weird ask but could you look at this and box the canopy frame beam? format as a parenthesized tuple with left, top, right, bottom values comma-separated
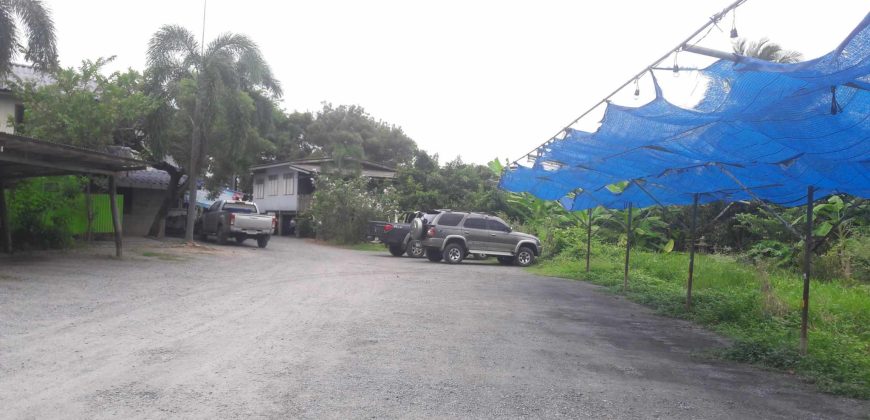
(719, 166, 802, 239)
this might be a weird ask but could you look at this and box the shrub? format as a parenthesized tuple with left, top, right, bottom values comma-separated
(7, 176, 84, 250)
(746, 239, 796, 268)
(308, 175, 394, 244)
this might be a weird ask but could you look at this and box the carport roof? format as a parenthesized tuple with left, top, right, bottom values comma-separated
(0, 132, 148, 180)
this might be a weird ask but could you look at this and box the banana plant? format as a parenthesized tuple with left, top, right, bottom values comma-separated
(605, 207, 674, 252)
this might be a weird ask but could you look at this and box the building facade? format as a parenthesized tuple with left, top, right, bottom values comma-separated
(250, 158, 396, 235)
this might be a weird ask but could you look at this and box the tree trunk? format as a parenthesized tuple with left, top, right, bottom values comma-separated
(147, 161, 186, 238)
(184, 93, 205, 243)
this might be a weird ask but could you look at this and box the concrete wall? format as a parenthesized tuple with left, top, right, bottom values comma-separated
(121, 188, 165, 237)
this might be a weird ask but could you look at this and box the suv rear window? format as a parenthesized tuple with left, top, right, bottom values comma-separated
(437, 213, 464, 226)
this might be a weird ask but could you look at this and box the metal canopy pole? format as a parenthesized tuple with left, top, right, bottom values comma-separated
(624, 202, 633, 293)
(686, 194, 700, 310)
(585, 207, 592, 273)
(0, 182, 11, 254)
(108, 175, 123, 258)
(800, 186, 814, 355)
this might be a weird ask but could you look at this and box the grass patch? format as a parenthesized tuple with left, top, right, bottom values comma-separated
(141, 251, 186, 261)
(339, 242, 386, 252)
(530, 244, 870, 399)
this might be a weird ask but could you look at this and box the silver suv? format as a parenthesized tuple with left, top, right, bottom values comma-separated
(411, 212, 541, 266)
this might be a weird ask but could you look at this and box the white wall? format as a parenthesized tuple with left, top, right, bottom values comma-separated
(0, 96, 17, 134)
(252, 165, 301, 212)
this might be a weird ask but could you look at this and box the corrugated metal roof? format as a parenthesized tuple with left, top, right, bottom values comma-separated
(250, 157, 396, 179)
(116, 168, 188, 190)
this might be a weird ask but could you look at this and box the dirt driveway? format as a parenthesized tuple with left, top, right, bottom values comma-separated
(0, 237, 867, 419)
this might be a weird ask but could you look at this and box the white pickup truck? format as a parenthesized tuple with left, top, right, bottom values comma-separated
(196, 200, 275, 248)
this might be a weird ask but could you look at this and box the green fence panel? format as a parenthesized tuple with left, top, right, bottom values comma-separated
(69, 194, 123, 235)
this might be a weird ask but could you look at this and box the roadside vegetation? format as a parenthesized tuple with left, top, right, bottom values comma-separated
(531, 242, 869, 398)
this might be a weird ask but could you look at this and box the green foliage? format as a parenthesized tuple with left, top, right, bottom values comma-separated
(302, 103, 417, 167)
(531, 242, 870, 399)
(6, 177, 84, 250)
(0, 0, 58, 75)
(13, 57, 158, 149)
(746, 240, 796, 269)
(389, 152, 507, 215)
(308, 175, 395, 244)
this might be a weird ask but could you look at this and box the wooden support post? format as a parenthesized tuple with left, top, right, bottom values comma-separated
(686, 193, 699, 310)
(585, 207, 592, 273)
(108, 175, 123, 258)
(800, 186, 814, 355)
(0, 182, 11, 254)
(624, 202, 633, 293)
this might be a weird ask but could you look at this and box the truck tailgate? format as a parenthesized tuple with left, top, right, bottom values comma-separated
(233, 214, 273, 232)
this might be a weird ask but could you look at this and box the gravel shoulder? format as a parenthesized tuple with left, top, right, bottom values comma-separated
(1, 237, 867, 419)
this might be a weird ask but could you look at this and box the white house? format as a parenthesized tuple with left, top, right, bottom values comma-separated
(0, 64, 53, 134)
(250, 157, 396, 235)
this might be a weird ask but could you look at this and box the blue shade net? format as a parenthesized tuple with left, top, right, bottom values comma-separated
(500, 13, 870, 211)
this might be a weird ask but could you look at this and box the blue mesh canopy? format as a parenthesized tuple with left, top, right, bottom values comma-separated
(500, 13, 870, 211)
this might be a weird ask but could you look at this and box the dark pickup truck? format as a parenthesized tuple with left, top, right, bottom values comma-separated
(367, 211, 440, 257)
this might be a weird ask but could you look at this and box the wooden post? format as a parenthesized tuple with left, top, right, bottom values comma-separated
(800, 186, 814, 355)
(686, 193, 699, 310)
(0, 182, 11, 254)
(585, 207, 592, 273)
(108, 175, 123, 258)
(624, 202, 633, 293)
(85, 177, 94, 242)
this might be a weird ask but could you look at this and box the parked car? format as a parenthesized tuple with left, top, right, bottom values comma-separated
(196, 200, 275, 248)
(367, 211, 441, 257)
(411, 211, 541, 266)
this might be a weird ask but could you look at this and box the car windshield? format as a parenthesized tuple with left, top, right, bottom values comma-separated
(223, 203, 257, 214)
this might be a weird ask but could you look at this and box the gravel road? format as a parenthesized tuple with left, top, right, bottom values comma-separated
(0, 237, 867, 419)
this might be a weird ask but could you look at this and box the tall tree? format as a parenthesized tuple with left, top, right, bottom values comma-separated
(304, 103, 417, 167)
(13, 57, 157, 149)
(146, 25, 281, 242)
(732, 37, 803, 63)
(0, 0, 57, 75)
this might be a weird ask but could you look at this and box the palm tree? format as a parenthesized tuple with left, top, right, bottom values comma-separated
(146, 25, 282, 242)
(732, 37, 803, 63)
(0, 0, 58, 75)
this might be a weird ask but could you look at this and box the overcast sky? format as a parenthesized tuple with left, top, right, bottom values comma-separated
(42, 0, 868, 165)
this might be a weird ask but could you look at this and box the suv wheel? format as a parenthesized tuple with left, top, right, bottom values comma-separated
(388, 244, 405, 256)
(406, 241, 424, 258)
(425, 247, 443, 262)
(497, 256, 515, 265)
(443, 243, 465, 264)
(515, 246, 535, 267)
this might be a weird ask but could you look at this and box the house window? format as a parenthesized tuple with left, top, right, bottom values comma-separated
(283, 173, 295, 195)
(254, 177, 265, 199)
(14, 104, 25, 125)
(267, 175, 279, 196)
